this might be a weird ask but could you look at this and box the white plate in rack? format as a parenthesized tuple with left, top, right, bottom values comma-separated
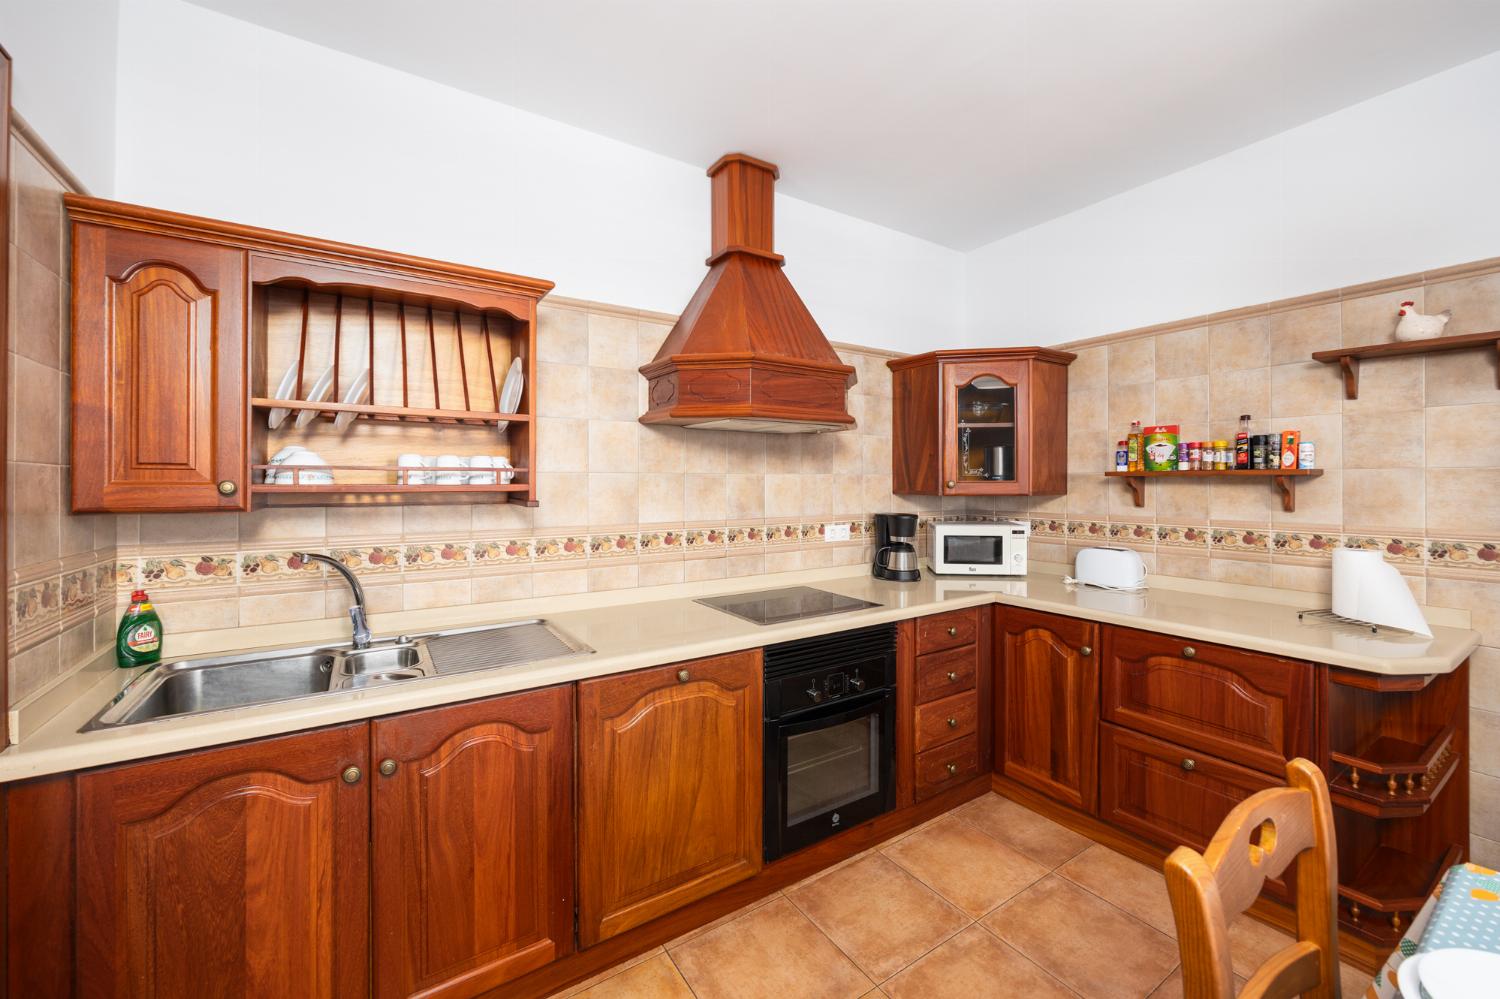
(295, 365, 336, 429)
(333, 367, 370, 431)
(495, 357, 523, 434)
(266, 361, 300, 430)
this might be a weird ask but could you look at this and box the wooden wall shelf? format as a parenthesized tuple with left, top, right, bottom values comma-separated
(1330, 725, 1458, 819)
(250, 398, 531, 428)
(1338, 843, 1463, 942)
(1312, 329, 1500, 399)
(1105, 469, 1323, 512)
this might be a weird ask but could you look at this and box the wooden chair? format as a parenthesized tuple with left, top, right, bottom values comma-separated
(1164, 757, 1340, 999)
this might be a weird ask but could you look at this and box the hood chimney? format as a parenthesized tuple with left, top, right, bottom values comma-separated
(638, 153, 857, 433)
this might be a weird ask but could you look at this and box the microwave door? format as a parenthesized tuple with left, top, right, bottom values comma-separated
(944, 535, 1004, 565)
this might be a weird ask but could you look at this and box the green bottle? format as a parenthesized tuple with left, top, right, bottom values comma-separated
(116, 589, 164, 668)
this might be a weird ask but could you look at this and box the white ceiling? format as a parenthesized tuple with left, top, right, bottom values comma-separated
(190, 0, 1500, 250)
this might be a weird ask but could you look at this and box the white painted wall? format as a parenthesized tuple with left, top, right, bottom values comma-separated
(0, 0, 120, 193)
(964, 50, 1500, 346)
(111, 0, 962, 353)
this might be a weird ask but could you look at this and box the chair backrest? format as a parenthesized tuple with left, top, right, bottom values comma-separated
(1163, 758, 1340, 999)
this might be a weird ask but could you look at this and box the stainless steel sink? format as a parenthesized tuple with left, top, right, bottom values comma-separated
(82, 619, 591, 731)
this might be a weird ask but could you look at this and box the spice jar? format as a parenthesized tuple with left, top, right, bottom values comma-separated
(1213, 440, 1230, 471)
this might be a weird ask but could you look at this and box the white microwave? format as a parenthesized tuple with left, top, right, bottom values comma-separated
(929, 519, 1029, 576)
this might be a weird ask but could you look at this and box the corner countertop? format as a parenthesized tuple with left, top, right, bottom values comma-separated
(0, 562, 1479, 784)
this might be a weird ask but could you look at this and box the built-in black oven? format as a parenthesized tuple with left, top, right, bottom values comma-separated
(763, 624, 896, 860)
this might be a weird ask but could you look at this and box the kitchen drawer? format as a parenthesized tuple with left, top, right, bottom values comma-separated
(1101, 626, 1315, 776)
(915, 644, 977, 704)
(1098, 723, 1281, 854)
(915, 735, 979, 800)
(914, 689, 978, 753)
(916, 608, 980, 655)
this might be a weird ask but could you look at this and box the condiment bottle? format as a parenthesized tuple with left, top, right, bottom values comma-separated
(116, 589, 163, 668)
(1127, 421, 1142, 472)
(1213, 439, 1230, 471)
(1235, 414, 1251, 470)
(1114, 441, 1128, 472)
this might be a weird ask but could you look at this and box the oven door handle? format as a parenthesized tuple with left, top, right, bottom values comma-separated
(771, 688, 892, 730)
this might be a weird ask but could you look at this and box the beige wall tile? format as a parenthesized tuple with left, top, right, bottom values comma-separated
(1153, 376, 1208, 428)
(589, 367, 639, 421)
(684, 556, 728, 582)
(802, 474, 834, 517)
(537, 362, 589, 417)
(13, 249, 61, 367)
(1424, 271, 1500, 337)
(764, 435, 803, 474)
(637, 559, 684, 588)
(588, 564, 638, 592)
(1156, 479, 1210, 523)
(587, 472, 638, 525)
(1107, 337, 1154, 386)
(1269, 362, 1342, 417)
(471, 572, 533, 604)
(1069, 431, 1108, 475)
(239, 508, 326, 546)
(532, 567, 588, 597)
(139, 512, 238, 547)
(1068, 345, 1107, 393)
(1271, 469, 1341, 528)
(1153, 328, 1207, 380)
(11, 352, 63, 468)
(1425, 348, 1499, 407)
(534, 471, 589, 527)
(725, 431, 768, 473)
(1271, 562, 1332, 594)
(538, 417, 588, 472)
(639, 474, 685, 524)
(637, 320, 672, 365)
(1208, 317, 1269, 371)
(1208, 481, 1273, 526)
(403, 504, 472, 538)
(1208, 368, 1270, 423)
(684, 429, 729, 474)
(1344, 408, 1419, 470)
(327, 506, 403, 538)
(13, 144, 65, 273)
(1472, 646, 1500, 714)
(765, 474, 803, 519)
(728, 473, 765, 519)
(1343, 355, 1425, 414)
(536, 306, 588, 365)
(1211, 556, 1273, 587)
(1069, 474, 1112, 519)
(471, 503, 534, 534)
(1343, 469, 1424, 534)
(586, 313, 638, 369)
(1067, 386, 1107, 433)
(1268, 303, 1340, 365)
(638, 425, 686, 473)
(402, 577, 471, 611)
(1427, 468, 1500, 537)
(1108, 381, 1153, 428)
(240, 587, 328, 626)
(685, 474, 728, 521)
(588, 420, 637, 473)
(1341, 288, 1419, 347)
(1426, 404, 1500, 467)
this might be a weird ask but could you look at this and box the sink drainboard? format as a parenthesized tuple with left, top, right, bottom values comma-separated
(422, 620, 590, 675)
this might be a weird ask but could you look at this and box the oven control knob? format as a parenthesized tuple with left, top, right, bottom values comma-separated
(805, 686, 825, 704)
(848, 674, 866, 692)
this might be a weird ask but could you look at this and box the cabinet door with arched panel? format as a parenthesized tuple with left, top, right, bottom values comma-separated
(70, 222, 248, 512)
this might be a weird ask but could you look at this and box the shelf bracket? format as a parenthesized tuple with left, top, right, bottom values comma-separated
(1122, 475, 1146, 508)
(1338, 355, 1359, 399)
(1273, 475, 1297, 513)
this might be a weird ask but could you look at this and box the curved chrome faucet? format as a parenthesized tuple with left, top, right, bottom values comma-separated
(295, 552, 372, 649)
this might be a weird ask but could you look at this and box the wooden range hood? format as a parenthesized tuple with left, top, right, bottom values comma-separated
(638, 154, 857, 433)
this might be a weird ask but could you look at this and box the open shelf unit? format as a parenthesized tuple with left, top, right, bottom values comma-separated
(1105, 469, 1323, 512)
(1338, 842, 1464, 942)
(1312, 329, 1500, 399)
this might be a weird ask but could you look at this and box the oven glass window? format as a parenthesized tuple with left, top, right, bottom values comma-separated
(786, 713, 880, 825)
(944, 535, 1003, 565)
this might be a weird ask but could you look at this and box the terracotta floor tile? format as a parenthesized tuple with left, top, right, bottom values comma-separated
(983, 875, 1180, 999)
(882, 814, 1050, 918)
(570, 953, 695, 999)
(882, 925, 1075, 999)
(1058, 843, 1179, 937)
(662, 890, 782, 949)
(1145, 967, 1245, 998)
(1225, 914, 1295, 980)
(546, 948, 665, 998)
(786, 852, 970, 982)
(955, 793, 1093, 869)
(669, 895, 873, 999)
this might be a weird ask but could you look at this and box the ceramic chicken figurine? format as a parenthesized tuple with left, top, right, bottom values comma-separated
(1393, 300, 1451, 341)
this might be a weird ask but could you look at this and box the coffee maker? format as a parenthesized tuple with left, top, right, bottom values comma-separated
(872, 513, 921, 582)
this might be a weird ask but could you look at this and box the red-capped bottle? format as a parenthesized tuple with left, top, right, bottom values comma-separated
(116, 590, 164, 668)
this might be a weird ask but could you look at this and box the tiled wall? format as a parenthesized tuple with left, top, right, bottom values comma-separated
(958, 265, 1500, 866)
(110, 299, 908, 637)
(6, 131, 117, 706)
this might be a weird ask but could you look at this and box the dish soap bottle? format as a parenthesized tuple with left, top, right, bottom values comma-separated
(116, 589, 163, 668)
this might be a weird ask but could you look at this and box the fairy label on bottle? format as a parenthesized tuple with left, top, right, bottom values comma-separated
(126, 623, 160, 653)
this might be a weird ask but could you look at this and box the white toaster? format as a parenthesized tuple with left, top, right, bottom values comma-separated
(1072, 546, 1147, 590)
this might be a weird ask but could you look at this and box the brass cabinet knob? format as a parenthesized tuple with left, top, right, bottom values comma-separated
(946, 717, 958, 729)
(946, 671, 958, 682)
(341, 766, 362, 784)
(217, 480, 237, 496)
(945, 762, 958, 775)
(946, 626, 958, 637)
(379, 759, 398, 777)
(946, 480, 956, 489)
(1181, 758, 1196, 772)
(677, 669, 690, 683)
(1182, 646, 1196, 659)
(1079, 645, 1092, 657)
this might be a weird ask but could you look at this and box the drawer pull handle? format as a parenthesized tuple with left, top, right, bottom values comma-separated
(947, 717, 958, 728)
(677, 669, 690, 683)
(946, 480, 956, 489)
(945, 762, 958, 775)
(946, 671, 958, 682)
(1079, 645, 1092, 657)
(342, 766, 362, 784)
(1181, 758, 1197, 772)
(946, 626, 958, 637)
(379, 759, 398, 777)
(217, 480, 237, 496)
(1182, 646, 1196, 659)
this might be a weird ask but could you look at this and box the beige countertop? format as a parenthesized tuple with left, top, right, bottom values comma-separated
(0, 562, 1479, 784)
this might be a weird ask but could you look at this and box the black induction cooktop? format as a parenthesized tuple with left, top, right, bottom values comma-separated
(694, 586, 880, 626)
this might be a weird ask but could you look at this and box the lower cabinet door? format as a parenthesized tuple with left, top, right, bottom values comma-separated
(372, 685, 575, 999)
(577, 650, 763, 947)
(1098, 722, 1281, 852)
(76, 724, 370, 999)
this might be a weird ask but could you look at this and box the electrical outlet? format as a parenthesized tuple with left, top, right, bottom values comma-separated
(824, 522, 851, 542)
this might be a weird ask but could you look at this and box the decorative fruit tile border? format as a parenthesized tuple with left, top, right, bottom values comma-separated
(766, 524, 801, 546)
(589, 533, 638, 558)
(1343, 535, 1424, 566)
(404, 543, 471, 570)
(534, 536, 588, 562)
(1157, 525, 1210, 549)
(113, 561, 137, 591)
(142, 553, 237, 586)
(1272, 532, 1339, 559)
(1067, 520, 1110, 543)
(240, 551, 323, 583)
(1107, 523, 1156, 547)
(1427, 539, 1500, 573)
(60, 566, 95, 623)
(473, 539, 532, 565)
(1211, 528, 1269, 553)
(727, 525, 765, 549)
(327, 544, 403, 574)
(1029, 518, 1066, 539)
(800, 523, 824, 542)
(9, 577, 60, 651)
(640, 530, 686, 553)
(683, 527, 727, 552)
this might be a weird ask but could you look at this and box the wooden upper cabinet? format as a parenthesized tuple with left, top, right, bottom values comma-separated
(997, 608, 1100, 812)
(577, 650, 763, 947)
(371, 685, 574, 999)
(888, 348, 1073, 496)
(71, 222, 249, 512)
(75, 724, 369, 998)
